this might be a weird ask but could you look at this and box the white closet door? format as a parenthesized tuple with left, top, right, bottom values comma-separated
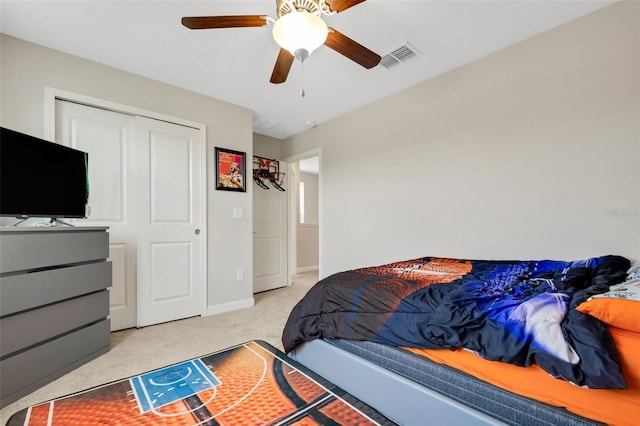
(135, 116, 205, 327)
(55, 100, 205, 329)
(55, 100, 137, 330)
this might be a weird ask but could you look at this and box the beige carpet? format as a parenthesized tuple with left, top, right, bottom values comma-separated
(0, 271, 318, 423)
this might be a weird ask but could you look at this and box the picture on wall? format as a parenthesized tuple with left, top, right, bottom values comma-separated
(215, 147, 246, 192)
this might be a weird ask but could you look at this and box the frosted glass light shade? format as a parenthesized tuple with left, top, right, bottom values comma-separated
(272, 11, 328, 57)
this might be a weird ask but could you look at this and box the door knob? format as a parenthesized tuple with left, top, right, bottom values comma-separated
(195, 229, 201, 235)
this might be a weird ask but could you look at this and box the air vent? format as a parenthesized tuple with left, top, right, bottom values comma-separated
(253, 118, 279, 130)
(380, 42, 420, 69)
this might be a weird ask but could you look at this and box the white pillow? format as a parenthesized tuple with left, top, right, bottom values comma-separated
(627, 262, 640, 281)
(591, 279, 640, 302)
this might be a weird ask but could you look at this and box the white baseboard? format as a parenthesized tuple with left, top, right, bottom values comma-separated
(296, 266, 319, 274)
(204, 297, 254, 316)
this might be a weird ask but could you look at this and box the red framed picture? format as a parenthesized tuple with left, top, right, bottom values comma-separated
(215, 147, 246, 192)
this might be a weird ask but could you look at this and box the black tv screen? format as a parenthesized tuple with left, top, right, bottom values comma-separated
(0, 127, 89, 219)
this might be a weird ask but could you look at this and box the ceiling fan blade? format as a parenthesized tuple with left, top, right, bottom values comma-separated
(270, 49, 295, 84)
(324, 28, 381, 69)
(181, 15, 268, 29)
(325, 0, 367, 13)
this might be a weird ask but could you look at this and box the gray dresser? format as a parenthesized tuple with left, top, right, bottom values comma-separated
(0, 226, 112, 408)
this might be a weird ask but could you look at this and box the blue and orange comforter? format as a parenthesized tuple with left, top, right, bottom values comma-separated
(282, 255, 630, 389)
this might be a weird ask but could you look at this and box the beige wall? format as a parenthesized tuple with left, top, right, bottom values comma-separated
(299, 172, 319, 225)
(253, 133, 284, 160)
(0, 34, 255, 312)
(297, 224, 319, 272)
(283, 1, 640, 277)
(298, 172, 319, 271)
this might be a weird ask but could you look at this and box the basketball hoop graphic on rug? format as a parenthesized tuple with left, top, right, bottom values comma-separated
(130, 358, 221, 415)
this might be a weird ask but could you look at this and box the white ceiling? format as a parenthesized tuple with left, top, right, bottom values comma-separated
(0, 0, 615, 140)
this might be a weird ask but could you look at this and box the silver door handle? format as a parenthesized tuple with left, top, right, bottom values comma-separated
(195, 229, 201, 235)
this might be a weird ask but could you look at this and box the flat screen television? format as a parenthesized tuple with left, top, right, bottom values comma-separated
(0, 127, 89, 220)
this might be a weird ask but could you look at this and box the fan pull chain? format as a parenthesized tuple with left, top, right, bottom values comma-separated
(300, 60, 306, 98)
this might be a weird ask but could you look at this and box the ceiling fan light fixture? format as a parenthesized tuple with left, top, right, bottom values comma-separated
(272, 11, 328, 60)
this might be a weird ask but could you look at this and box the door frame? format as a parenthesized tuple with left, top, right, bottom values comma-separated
(285, 148, 322, 283)
(44, 87, 208, 320)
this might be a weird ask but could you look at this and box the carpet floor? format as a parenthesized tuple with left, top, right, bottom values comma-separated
(0, 271, 318, 423)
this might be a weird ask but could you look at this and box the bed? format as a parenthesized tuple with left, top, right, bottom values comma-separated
(282, 255, 639, 425)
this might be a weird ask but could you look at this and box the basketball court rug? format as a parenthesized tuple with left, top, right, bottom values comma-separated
(6, 340, 397, 425)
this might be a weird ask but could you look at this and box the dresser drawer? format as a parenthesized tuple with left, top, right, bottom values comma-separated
(0, 228, 109, 273)
(0, 290, 110, 357)
(0, 319, 110, 405)
(0, 261, 112, 317)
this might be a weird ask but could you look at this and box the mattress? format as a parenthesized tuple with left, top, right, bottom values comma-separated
(405, 325, 640, 426)
(325, 338, 603, 426)
(283, 256, 630, 390)
(283, 255, 637, 425)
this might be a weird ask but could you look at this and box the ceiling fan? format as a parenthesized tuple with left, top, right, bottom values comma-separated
(182, 0, 381, 84)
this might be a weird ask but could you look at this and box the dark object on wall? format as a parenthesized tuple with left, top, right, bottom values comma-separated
(215, 147, 246, 192)
(253, 156, 286, 191)
(0, 127, 89, 220)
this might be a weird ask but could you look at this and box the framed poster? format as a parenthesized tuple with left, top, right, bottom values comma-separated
(215, 147, 246, 192)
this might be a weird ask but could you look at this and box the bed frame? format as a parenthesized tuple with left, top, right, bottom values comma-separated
(288, 339, 602, 426)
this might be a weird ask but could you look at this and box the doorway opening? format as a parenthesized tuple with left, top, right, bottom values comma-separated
(286, 150, 321, 282)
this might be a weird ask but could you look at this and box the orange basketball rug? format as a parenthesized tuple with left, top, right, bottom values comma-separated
(6, 340, 396, 425)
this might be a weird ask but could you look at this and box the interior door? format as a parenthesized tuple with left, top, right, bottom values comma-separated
(135, 116, 205, 326)
(55, 100, 205, 329)
(253, 159, 288, 292)
(55, 100, 137, 330)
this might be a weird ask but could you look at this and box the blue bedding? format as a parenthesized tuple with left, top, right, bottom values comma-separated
(282, 255, 630, 389)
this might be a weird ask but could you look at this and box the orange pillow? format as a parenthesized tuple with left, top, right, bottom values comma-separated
(576, 297, 640, 332)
